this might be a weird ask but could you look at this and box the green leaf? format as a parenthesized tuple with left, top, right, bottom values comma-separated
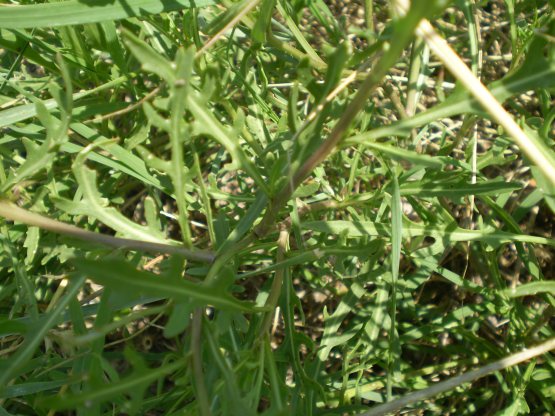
(0, 275, 86, 391)
(398, 180, 522, 198)
(504, 281, 555, 298)
(343, 140, 450, 168)
(318, 278, 369, 361)
(292, 182, 320, 198)
(217, 192, 267, 253)
(23, 226, 39, 265)
(238, 242, 382, 279)
(38, 358, 187, 412)
(252, 0, 277, 43)
(1, 56, 72, 192)
(75, 258, 261, 312)
(390, 171, 402, 285)
(71, 122, 164, 189)
(0, 319, 28, 337)
(302, 220, 555, 247)
(0, 0, 215, 29)
(122, 29, 175, 83)
(163, 302, 192, 338)
(2, 380, 69, 399)
(189, 93, 271, 195)
(59, 139, 164, 191)
(49, 146, 170, 244)
(0, 77, 126, 129)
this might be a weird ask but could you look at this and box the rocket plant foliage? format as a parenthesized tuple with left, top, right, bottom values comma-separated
(0, 0, 554, 414)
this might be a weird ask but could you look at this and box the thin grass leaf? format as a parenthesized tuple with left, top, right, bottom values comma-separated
(239, 241, 382, 279)
(1, 56, 72, 192)
(0, 0, 215, 29)
(302, 220, 555, 247)
(59, 140, 164, 191)
(252, 0, 276, 43)
(504, 282, 555, 298)
(2, 380, 69, 399)
(343, 140, 451, 168)
(398, 180, 522, 197)
(390, 171, 402, 285)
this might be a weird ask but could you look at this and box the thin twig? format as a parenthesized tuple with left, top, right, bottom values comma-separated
(360, 337, 555, 416)
(91, 85, 162, 123)
(0, 200, 215, 263)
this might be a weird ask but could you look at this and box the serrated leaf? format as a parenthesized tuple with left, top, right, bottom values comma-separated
(38, 358, 187, 413)
(0, 275, 86, 390)
(188, 93, 270, 195)
(1, 58, 72, 192)
(142, 102, 170, 132)
(123, 29, 175, 83)
(318, 279, 369, 361)
(163, 302, 192, 338)
(75, 258, 261, 312)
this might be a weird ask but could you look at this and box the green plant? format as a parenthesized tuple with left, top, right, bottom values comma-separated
(0, 0, 554, 414)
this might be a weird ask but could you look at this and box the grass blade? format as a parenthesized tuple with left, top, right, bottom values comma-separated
(302, 220, 555, 247)
(504, 282, 555, 298)
(0, 0, 215, 29)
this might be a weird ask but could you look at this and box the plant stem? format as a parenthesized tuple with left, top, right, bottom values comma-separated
(365, 0, 374, 33)
(0, 201, 215, 262)
(253, 9, 425, 238)
(191, 309, 211, 416)
(360, 337, 555, 416)
(258, 229, 289, 338)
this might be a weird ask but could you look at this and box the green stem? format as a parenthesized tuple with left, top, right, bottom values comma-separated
(258, 229, 288, 338)
(191, 309, 211, 416)
(254, 9, 426, 238)
(365, 0, 374, 33)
